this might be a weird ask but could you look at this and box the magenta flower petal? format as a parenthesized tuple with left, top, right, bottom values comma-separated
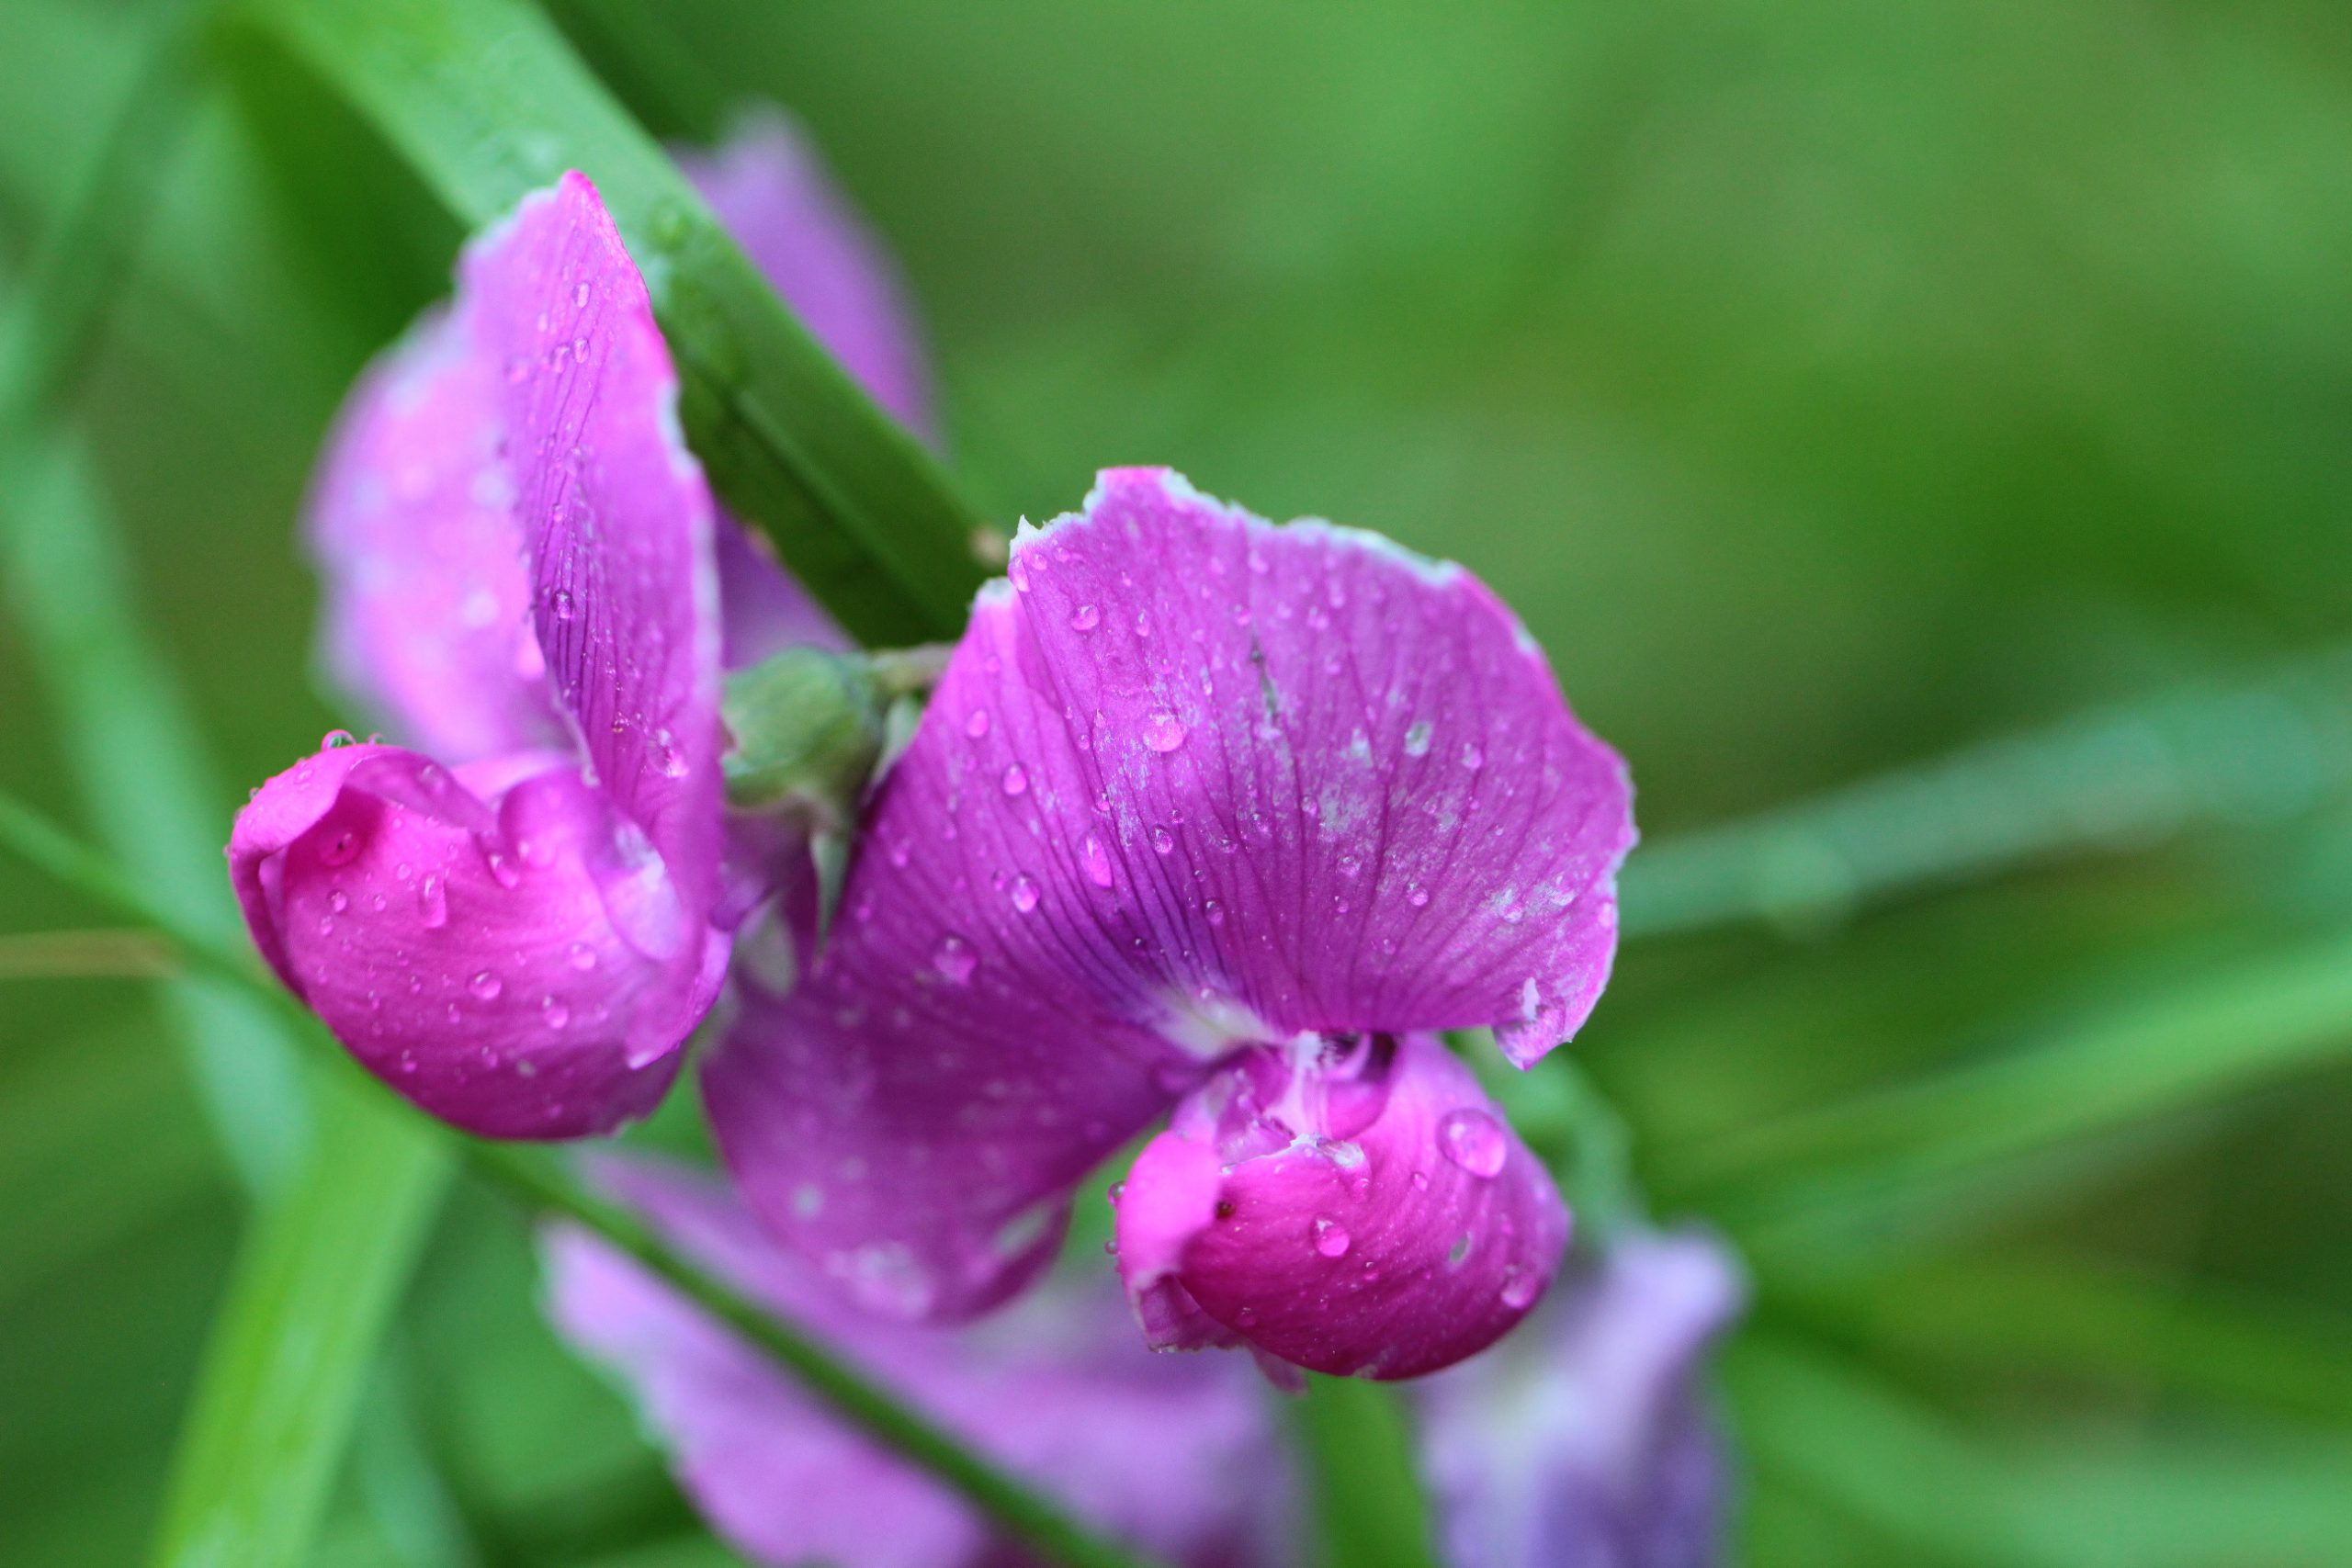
(703, 468, 1630, 1354)
(305, 307, 561, 761)
(543, 1156, 1294, 1568)
(229, 742, 728, 1137)
(235, 174, 729, 1139)
(1414, 1230, 1746, 1568)
(458, 171, 726, 931)
(678, 109, 937, 442)
(1115, 1034, 1568, 1380)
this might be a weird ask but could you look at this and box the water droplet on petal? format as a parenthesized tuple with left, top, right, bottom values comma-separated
(321, 728, 356, 750)
(549, 587, 576, 622)
(1069, 603, 1102, 632)
(418, 874, 449, 929)
(1313, 1218, 1351, 1258)
(1142, 711, 1187, 752)
(1459, 741, 1486, 771)
(1010, 874, 1041, 913)
(1081, 835, 1114, 888)
(1500, 1269, 1542, 1310)
(965, 708, 991, 739)
(469, 970, 503, 1002)
(933, 933, 978, 985)
(327, 890, 349, 914)
(1001, 762, 1029, 797)
(1403, 719, 1434, 758)
(1438, 1108, 1509, 1178)
(541, 997, 570, 1030)
(1408, 886, 1431, 908)
(569, 942, 597, 972)
(1204, 898, 1227, 927)
(1151, 826, 1176, 855)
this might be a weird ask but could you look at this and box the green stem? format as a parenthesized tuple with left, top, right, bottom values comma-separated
(0, 792, 1170, 1568)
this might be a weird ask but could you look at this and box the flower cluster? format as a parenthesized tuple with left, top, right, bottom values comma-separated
(227, 114, 1721, 1566)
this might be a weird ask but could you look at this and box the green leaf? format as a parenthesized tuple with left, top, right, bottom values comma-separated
(150, 1078, 454, 1568)
(1287, 1377, 1438, 1568)
(239, 0, 989, 647)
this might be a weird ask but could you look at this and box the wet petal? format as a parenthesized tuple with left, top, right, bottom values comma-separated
(678, 109, 936, 441)
(1414, 1230, 1745, 1568)
(229, 742, 727, 1138)
(459, 171, 726, 932)
(543, 1156, 1294, 1568)
(704, 468, 1624, 1320)
(1115, 1034, 1568, 1380)
(305, 307, 561, 761)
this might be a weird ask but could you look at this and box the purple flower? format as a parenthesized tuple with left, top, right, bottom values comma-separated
(232, 172, 729, 1138)
(233, 119, 934, 1138)
(544, 1156, 1295, 1568)
(1415, 1230, 1746, 1568)
(701, 468, 1634, 1376)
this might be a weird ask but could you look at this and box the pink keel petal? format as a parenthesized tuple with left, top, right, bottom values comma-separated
(230, 743, 724, 1138)
(544, 1157, 1294, 1568)
(704, 468, 1627, 1330)
(305, 308, 560, 762)
(1115, 1035, 1569, 1381)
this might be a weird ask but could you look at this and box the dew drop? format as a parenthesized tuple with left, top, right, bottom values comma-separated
(572, 281, 590, 309)
(1500, 1269, 1542, 1310)
(469, 970, 503, 1001)
(418, 874, 449, 929)
(541, 996, 570, 1030)
(1408, 886, 1431, 908)
(933, 933, 978, 985)
(1069, 603, 1102, 632)
(1001, 762, 1029, 797)
(1438, 1108, 1509, 1178)
(1151, 826, 1176, 855)
(1142, 711, 1187, 752)
(549, 587, 576, 622)
(1313, 1218, 1351, 1258)
(1459, 741, 1486, 771)
(321, 728, 357, 750)
(1010, 874, 1041, 913)
(1081, 835, 1114, 888)
(1404, 719, 1434, 758)
(327, 890, 349, 914)
(569, 942, 597, 972)
(1204, 898, 1227, 927)
(965, 707, 991, 739)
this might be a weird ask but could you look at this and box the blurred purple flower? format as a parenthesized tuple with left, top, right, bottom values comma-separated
(232, 118, 934, 1137)
(1415, 1229, 1746, 1568)
(702, 468, 1634, 1377)
(544, 1155, 1294, 1568)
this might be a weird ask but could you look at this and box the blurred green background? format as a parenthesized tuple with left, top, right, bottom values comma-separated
(5, 1, 2352, 1564)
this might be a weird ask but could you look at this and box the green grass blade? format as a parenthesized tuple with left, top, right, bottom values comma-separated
(150, 1082, 454, 1568)
(1697, 926, 2352, 1256)
(1287, 1377, 1438, 1568)
(241, 0, 988, 646)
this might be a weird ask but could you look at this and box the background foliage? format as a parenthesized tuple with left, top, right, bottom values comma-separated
(4, 2, 2351, 1564)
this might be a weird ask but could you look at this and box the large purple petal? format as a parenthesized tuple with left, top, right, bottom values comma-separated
(459, 171, 726, 936)
(228, 742, 728, 1138)
(678, 109, 936, 442)
(1115, 1034, 1569, 1381)
(1414, 1230, 1746, 1568)
(543, 1156, 1293, 1568)
(304, 308, 561, 762)
(704, 468, 1630, 1325)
